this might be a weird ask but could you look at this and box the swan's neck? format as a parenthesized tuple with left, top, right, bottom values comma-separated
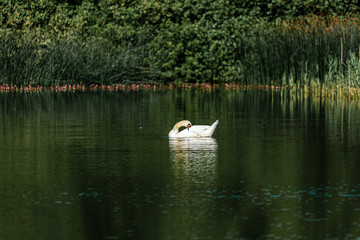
(174, 121, 186, 130)
(168, 128, 179, 137)
(168, 120, 189, 137)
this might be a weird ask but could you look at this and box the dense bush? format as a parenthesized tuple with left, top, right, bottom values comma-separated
(1, 0, 360, 85)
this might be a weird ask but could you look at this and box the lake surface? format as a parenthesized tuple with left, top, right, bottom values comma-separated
(1, 89, 360, 239)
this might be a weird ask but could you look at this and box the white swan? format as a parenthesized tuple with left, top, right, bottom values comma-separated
(168, 120, 219, 138)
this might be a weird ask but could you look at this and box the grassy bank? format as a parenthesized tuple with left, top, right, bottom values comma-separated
(0, 82, 358, 99)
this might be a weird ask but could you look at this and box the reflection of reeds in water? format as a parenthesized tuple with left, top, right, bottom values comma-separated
(169, 138, 218, 186)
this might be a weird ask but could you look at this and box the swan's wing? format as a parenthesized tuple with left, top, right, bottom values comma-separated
(192, 120, 219, 136)
(190, 125, 211, 131)
(177, 125, 212, 137)
(176, 128, 203, 137)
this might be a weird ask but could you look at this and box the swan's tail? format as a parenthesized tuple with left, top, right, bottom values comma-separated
(207, 119, 219, 136)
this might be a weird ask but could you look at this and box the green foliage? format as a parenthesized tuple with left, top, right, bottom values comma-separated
(1, 0, 360, 85)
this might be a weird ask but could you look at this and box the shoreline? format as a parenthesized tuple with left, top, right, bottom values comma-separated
(0, 83, 359, 99)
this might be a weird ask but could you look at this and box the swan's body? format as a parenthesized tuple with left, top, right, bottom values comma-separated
(168, 120, 219, 138)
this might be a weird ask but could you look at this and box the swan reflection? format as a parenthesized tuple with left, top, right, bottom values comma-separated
(169, 138, 218, 184)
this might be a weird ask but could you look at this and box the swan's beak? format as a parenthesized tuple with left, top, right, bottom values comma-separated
(187, 124, 191, 130)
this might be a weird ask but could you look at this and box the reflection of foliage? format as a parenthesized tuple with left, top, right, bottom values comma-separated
(2, 89, 360, 238)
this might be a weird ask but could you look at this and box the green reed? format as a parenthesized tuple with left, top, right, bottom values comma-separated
(0, 34, 162, 86)
(237, 16, 360, 88)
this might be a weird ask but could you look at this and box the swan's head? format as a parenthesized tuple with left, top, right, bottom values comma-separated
(183, 120, 192, 130)
(175, 120, 191, 130)
(173, 120, 192, 132)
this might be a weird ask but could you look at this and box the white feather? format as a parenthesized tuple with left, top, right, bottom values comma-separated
(169, 120, 219, 138)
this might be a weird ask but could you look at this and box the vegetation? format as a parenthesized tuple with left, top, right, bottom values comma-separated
(0, 34, 160, 86)
(1, 0, 360, 87)
(241, 16, 360, 88)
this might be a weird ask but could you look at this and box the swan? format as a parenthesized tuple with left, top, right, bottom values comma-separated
(168, 120, 219, 138)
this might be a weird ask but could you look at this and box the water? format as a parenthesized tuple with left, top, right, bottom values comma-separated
(1, 89, 360, 239)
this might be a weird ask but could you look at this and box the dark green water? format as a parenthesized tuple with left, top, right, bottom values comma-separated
(1, 89, 360, 239)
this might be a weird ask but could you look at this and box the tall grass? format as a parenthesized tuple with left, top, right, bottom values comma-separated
(0, 34, 163, 86)
(238, 16, 360, 88)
